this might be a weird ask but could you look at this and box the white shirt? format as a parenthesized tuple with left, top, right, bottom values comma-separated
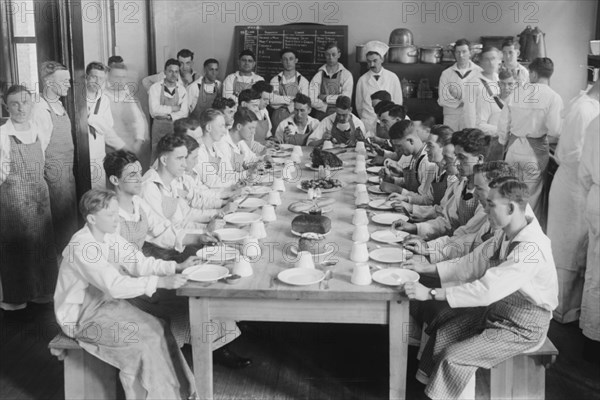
(256, 108, 273, 136)
(355, 68, 403, 134)
(174, 173, 223, 210)
(187, 76, 222, 112)
(502, 63, 530, 86)
(148, 81, 189, 121)
(410, 174, 460, 221)
(579, 115, 600, 198)
(0, 119, 42, 186)
(54, 225, 176, 332)
(118, 195, 188, 252)
(397, 146, 438, 205)
(309, 63, 354, 113)
(307, 113, 367, 145)
(87, 91, 124, 156)
(555, 90, 600, 166)
(416, 177, 483, 240)
(274, 115, 320, 144)
(196, 142, 241, 188)
(269, 72, 309, 111)
(438, 61, 483, 112)
(437, 216, 558, 312)
(462, 72, 499, 130)
(222, 71, 264, 104)
(142, 71, 186, 91)
(31, 97, 61, 152)
(141, 168, 214, 226)
(497, 83, 564, 145)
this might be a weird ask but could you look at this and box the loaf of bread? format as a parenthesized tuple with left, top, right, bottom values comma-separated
(298, 233, 327, 254)
(291, 214, 332, 234)
(288, 198, 336, 214)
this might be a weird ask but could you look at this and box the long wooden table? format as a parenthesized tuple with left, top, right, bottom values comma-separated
(178, 148, 411, 399)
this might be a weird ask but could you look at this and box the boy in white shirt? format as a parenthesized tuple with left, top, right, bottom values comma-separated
(501, 39, 530, 86)
(274, 93, 320, 145)
(404, 177, 558, 400)
(239, 87, 272, 147)
(54, 189, 198, 399)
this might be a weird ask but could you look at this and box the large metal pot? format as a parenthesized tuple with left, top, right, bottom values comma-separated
(389, 28, 414, 46)
(419, 46, 443, 64)
(388, 45, 418, 64)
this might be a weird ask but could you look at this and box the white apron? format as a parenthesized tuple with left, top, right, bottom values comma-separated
(581, 184, 600, 341)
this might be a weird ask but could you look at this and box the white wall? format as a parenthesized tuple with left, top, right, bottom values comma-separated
(151, 0, 597, 102)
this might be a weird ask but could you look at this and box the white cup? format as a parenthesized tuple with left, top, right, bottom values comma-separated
(355, 141, 367, 155)
(355, 191, 370, 206)
(322, 140, 334, 150)
(355, 183, 367, 197)
(268, 190, 282, 206)
(352, 208, 369, 225)
(290, 153, 301, 163)
(242, 236, 261, 260)
(350, 241, 369, 263)
(292, 146, 303, 156)
(261, 204, 277, 222)
(296, 251, 315, 269)
(354, 160, 367, 173)
(272, 177, 286, 192)
(355, 154, 366, 163)
(352, 225, 370, 242)
(249, 221, 267, 239)
(351, 263, 372, 285)
(232, 257, 253, 277)
(355, 170, 368, 184)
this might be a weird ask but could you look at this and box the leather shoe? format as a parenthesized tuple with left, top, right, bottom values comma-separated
(213, 347, 252, 369)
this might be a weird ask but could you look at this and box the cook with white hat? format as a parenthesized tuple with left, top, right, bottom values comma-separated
(355, 40, 404, 137)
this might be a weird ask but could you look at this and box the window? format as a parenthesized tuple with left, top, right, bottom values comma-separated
(9, 0, 39, 93)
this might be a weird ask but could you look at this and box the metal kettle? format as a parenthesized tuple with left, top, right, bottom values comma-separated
(518, 26, 546, 61)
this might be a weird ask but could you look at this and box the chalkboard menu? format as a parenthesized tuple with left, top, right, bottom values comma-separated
(234, 24, 348, 82)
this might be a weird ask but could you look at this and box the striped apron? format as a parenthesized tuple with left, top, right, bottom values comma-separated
(73, 285, 197, 399)
(402, 153, 426, 194)
(232, 76, 253, 98)
(270, 74, 302, 135)
(0, 136, 58, 303)
(44, 104, 79, 252)
(418, 240, 551, 400)
(151, 86, 179, 160)
(191, 78, 220, 120)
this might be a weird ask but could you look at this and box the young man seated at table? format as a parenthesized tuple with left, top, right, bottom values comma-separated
(217, 107, 274, 172)
(392, 128, 490, 241)
(306, 95, 367, 147)
(212, 96, 238, 129)
(403, 176, 558, 400)
(380, 120, 437, 204)
(370, 90, 392, 138)
(238, 87, 272, 148)
(391, 125, 459, 220)
(274, 93, 320, 145)
(371, 103, 413, 166)
(173, 116, 203, 142)
(403, 161, 518, 264)
(54, 189, 199, 399)
(251, 81, 274, 143)
(141, 134, 233, 226)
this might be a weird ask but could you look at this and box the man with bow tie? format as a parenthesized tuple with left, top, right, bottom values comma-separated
(355, 40, 403, 136)
(438, 39, 482, 131)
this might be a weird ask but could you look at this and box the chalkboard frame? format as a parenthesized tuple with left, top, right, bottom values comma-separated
(233, 23, 348, 83)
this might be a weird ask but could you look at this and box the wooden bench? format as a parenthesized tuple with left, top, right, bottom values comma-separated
(49, 333, 118, 400)
(479, 337, 559, 400)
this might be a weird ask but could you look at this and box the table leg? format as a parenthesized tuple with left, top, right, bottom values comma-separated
(389, 299, 409, 400)
(189, 297, 213, 400)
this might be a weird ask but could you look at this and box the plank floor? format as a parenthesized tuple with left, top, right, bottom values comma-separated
(1, 304, 599, 400)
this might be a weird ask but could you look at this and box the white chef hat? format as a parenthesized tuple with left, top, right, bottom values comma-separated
(364, 40, 389, 58)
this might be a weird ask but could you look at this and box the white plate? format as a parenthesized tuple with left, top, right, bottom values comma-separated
(371, 213, 409, 225)
(289, 243, 335, 258)
(368, 176, 380, 184)
(369, 199, 394, 211)
(371, 230, 410, 244)
(196, 245, 240, 262)
(367, 166, 383, 174)
(304, 162, 344, 171)
(368, 185, 389, 195)
(369, 248, 412, 263)
(291, 229, 330, 237)
(239, 198, 266, 209)
(296, 181, 345, 193)
(224, 212, 262, 225)
(183, 264, 230, 282)
(372, 268, 420, 286)
(244, 186, 271, 195)
(277, 268, 325, 286)
(213, 228, 248, 242)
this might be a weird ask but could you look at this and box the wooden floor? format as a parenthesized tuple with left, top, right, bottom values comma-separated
(1, 304, 599, 400)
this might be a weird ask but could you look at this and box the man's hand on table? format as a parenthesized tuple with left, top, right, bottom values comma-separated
(176, 256, 202, 273)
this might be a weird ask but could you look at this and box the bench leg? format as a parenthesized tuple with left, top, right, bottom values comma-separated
(489, 355, 545, 400)
(64, 349, 117, 400)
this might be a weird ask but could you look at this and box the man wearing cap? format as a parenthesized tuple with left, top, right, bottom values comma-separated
(355, 40, 403, 137)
